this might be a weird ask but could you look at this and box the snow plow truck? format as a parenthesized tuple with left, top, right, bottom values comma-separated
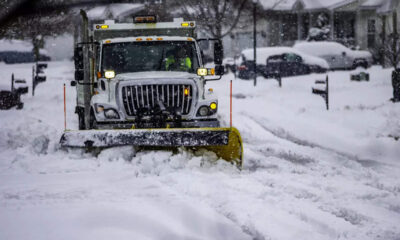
(60, 11, 243, 167)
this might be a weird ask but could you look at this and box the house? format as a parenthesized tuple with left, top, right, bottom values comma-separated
(225, 0, 400, 61)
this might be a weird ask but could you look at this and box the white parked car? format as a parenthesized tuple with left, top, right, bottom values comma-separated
(293, 41, 373, 70)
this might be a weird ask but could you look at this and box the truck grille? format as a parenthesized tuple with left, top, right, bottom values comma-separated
(121, 84, 193, 116)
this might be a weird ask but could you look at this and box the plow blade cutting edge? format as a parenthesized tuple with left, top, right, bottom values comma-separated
(60, 127, 243, 167)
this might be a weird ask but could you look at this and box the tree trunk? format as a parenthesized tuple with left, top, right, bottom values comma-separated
(381, 15, 386, 66)
(392, 11, 398, 68)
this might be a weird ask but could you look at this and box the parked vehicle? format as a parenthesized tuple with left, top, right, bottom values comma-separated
(238, 47, 328, 79)
(293, 41, 373, 70)
(265, 51, 328, 78)
(237, 60, 265, 80)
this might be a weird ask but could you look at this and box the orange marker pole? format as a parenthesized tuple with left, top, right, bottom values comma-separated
(63, 83, 67, 131)
(230, 80, 233, 128)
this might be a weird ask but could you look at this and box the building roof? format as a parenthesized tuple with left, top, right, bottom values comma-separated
(376, 0, 396, 14)
(361, 0, 386, 8)
(259, 0, 353, 10)
(259, 0, 391, 11)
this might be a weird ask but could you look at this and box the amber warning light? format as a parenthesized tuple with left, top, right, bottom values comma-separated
(134, 16, 157, 24)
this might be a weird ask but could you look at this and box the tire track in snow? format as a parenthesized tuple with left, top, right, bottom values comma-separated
(240, 112, 387, 169)
(226, 113, 400, 238)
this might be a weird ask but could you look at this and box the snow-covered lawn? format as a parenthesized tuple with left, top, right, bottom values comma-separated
(0, 61, 399, 240)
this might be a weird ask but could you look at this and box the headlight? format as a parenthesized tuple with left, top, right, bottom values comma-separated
(104, 109, 119, 119)
(196, 104, 217, 117)
(104, 70, 115, 79)
(198, 106, 209, 116)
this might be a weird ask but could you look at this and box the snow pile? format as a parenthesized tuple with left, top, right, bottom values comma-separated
(0, 61, 400, 239)
(241, 46, 329, 68)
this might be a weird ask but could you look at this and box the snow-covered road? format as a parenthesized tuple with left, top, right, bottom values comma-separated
(0, 61, 399, 240)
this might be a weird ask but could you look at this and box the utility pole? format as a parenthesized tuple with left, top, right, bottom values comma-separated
(80, 10, 91, 130)
(253, 0, 257, 86)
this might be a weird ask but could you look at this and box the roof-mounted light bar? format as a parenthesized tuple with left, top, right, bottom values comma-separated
(134, 15, 157, 24)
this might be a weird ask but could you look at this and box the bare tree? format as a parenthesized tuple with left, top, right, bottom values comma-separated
(170, 0, 249, 38)
(0, 1, 74, 61)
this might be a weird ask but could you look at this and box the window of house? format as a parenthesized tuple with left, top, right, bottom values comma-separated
(367, 19, 376, 48)
(281, 14, 298, 42)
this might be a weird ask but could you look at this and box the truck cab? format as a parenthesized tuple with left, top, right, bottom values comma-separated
(73, 16, 224, 130)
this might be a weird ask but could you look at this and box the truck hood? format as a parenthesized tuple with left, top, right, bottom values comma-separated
(115, 71, 198, 80)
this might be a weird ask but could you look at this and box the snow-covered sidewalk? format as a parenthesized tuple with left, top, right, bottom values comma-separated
(0, 62, 399, 240)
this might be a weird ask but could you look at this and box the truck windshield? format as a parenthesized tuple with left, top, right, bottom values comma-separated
(102, 41, 199, 74)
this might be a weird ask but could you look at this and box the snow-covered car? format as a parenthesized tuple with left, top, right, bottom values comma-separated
(293, 41, 373, 70)
(0, 39, 50, 64)
(238, 47, 328, 79)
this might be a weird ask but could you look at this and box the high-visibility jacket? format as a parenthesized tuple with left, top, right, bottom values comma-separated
(166, 56, 192, 71)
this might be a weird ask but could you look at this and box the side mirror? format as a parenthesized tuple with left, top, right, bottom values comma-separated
(74, 46, 84, 69)
(214, 65, 224, 76)
(75, 69, 84, 80)
(70, 80, 77, 87)
(214, 41, 223, 65)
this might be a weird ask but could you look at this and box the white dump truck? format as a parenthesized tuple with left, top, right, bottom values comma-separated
(60, 12, 243, 166)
